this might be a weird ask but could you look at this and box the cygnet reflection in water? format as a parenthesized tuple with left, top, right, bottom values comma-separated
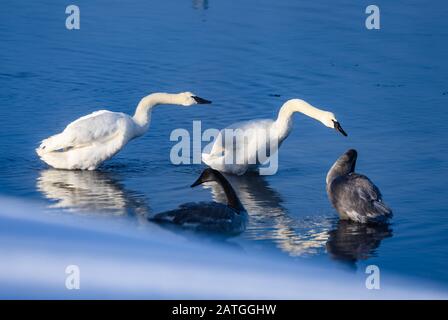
(326, 220, 393, 266)
(208, 172, 332, 256)
(36, 169, 150, 218)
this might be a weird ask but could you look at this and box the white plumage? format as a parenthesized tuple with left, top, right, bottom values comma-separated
(202, 99, 347, 175)
(36, 92, 211, 170)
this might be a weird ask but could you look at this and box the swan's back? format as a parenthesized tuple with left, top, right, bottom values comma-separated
(64, 110, 134, 144)
(203, 119, 277, 174)
(36, 110, 136, 170)
(66, 110, 113, 129)
(151, 202, 247, 234)
(328, 173, 392, 223)
(226, 118, 274, 131)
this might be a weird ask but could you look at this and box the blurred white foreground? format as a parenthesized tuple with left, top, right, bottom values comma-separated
(0, 197, 446, 299)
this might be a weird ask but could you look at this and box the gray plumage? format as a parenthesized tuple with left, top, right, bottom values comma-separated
(326, 149, 392, 224)
(150, 168, 247, 234)
(151, 202, 246, 233)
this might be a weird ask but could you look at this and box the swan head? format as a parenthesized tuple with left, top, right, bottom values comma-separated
(321, 112, 347, 136)
(178, 92, 212, 106)
(191, 168, 224, 188)
(338, 149, 357, 173)
(283, 99, 347, 136)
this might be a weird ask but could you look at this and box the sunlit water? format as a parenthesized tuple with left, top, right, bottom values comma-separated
(0, 0, 447, 288)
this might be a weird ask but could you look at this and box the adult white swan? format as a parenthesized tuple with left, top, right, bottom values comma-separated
(36, 92, 211, 170)
(202, 99, 347, 175)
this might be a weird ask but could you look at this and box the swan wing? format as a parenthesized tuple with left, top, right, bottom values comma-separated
(37, 110, 131, 153)
(331, 174, 392, 222)
(352, 175, 392, 218)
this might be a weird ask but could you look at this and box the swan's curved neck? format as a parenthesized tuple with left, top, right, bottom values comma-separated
(274, 99, 328, 141)
(133, 93, 182, 128)
(214, 173, 244, 213)
(326, 158, 357, 185)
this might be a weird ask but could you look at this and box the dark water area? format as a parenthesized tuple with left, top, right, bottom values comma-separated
(0, 0, 447, 286)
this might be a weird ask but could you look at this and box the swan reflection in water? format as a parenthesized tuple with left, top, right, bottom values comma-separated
(36, 169, 150, 218)
(192, 0, 209, 10)
(207, 173, 393, 259)
(37, 168, 392, 261)
(206, 172, 332, 256)
(326, 220, 393, 266)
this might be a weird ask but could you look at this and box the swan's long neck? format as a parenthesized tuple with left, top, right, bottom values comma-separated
(274, 99, 328, 142)
(326, 156, 356, 185)
(214, 173, 245, 213)
(132, 93, 182, 129)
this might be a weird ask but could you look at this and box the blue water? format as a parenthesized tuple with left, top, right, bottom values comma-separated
(0, 0, 447, 289)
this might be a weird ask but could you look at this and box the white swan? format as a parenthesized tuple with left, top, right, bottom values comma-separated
(202, 99, 347, 175)
(36, 92, 211, 170)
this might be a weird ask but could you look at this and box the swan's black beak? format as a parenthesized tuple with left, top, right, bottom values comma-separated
(334, 121, 347, 137)
(191, 168, 217, 187)
(191, 176, 203, 188)
(192, 96, 212, 104)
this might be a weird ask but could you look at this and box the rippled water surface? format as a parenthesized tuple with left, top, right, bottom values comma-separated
(1, 0, 447, 286)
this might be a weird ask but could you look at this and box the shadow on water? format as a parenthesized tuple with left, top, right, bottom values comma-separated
(326, 220, 393, 268)
(207, 172, 332, 257)
(150, 219, 245, 253)
(36, 169, 151, 218)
